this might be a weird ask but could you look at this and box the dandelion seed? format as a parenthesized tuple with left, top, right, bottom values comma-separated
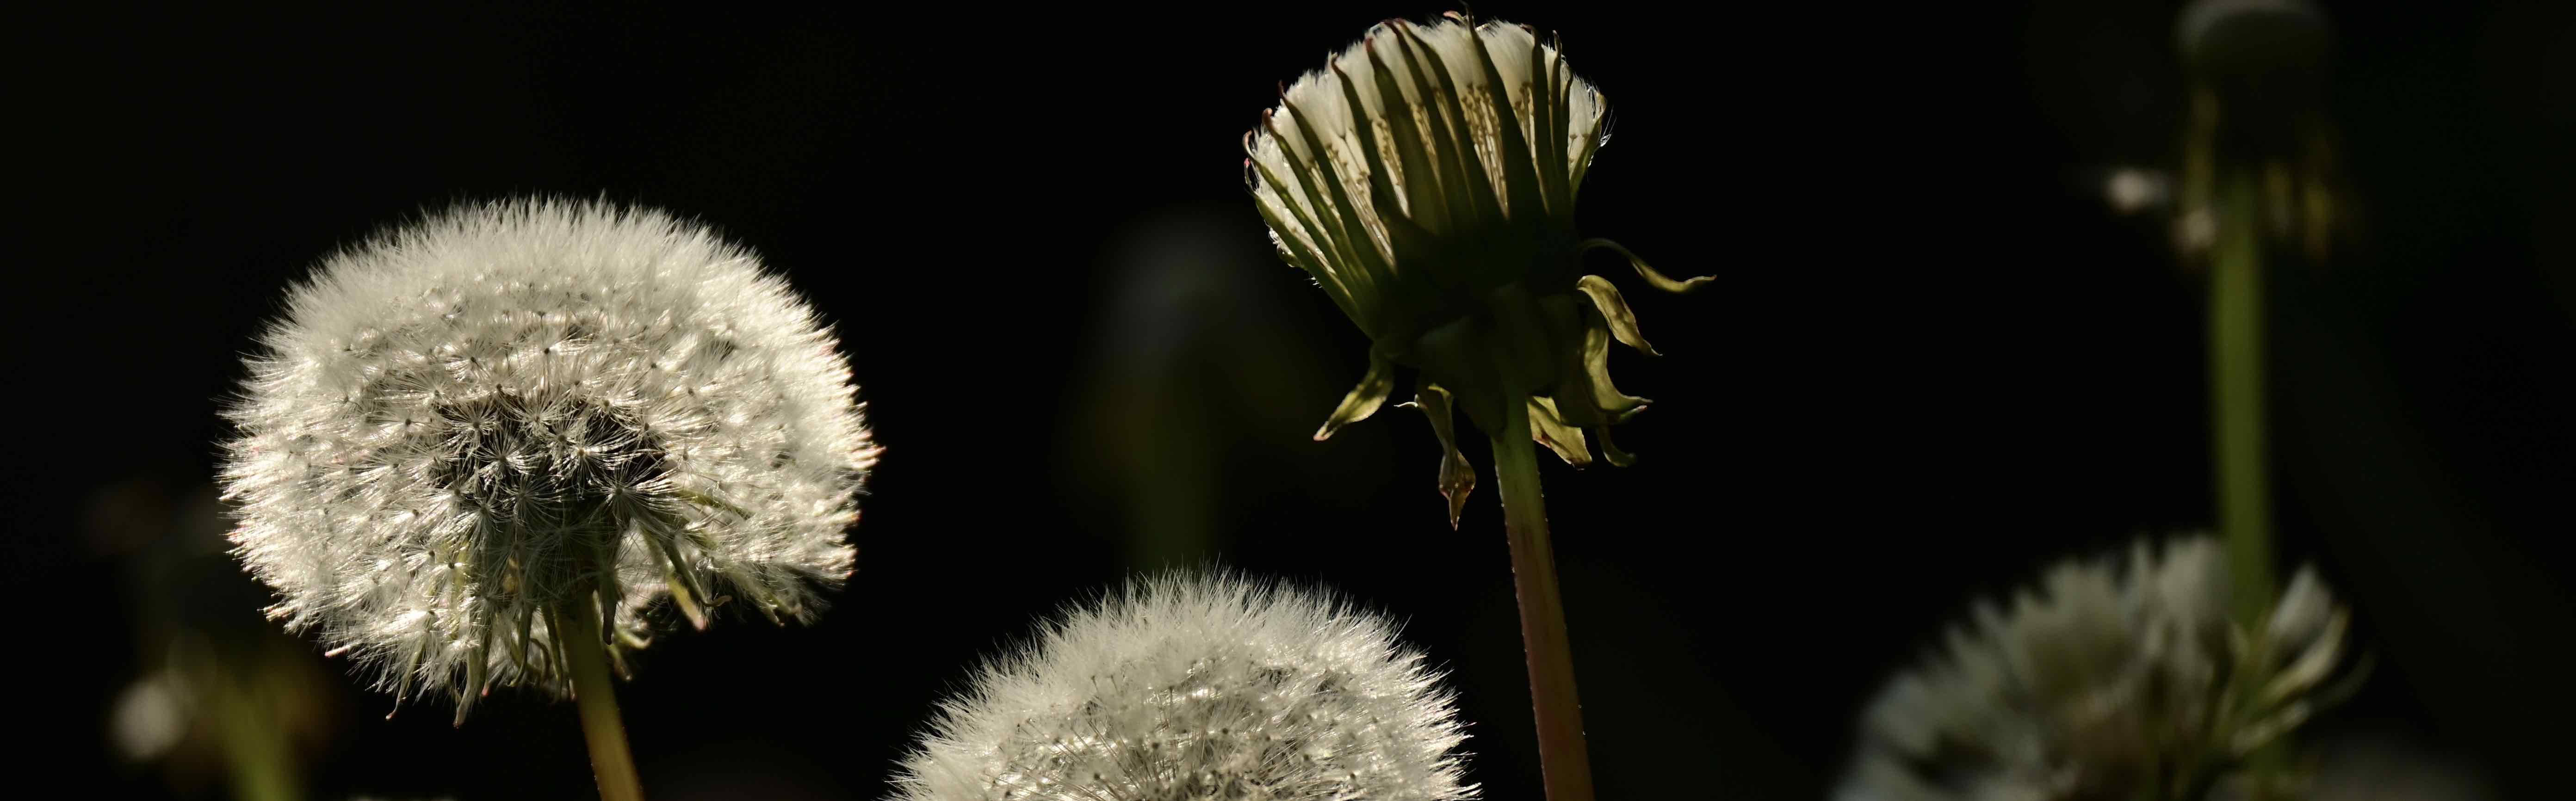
(890, 572, 1475, 801)
(220, 198, 878, 721)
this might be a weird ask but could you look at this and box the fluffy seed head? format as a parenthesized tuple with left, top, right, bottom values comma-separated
(219, 198, 878, 719)
(891, 572, 1475, 801)
(1838, 537, 2358, 800)
(1245, 15, 1710, 525)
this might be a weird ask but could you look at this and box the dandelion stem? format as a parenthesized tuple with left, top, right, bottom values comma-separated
(2212, 173, 2274, 631)
(205, 673, 300, 801)
(1490, 394, 1596, 801)
(558, 605, 644, 801)
(2214, 170, 2284, 796)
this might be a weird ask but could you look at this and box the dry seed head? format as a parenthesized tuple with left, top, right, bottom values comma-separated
(220, 198, 878, 720)
(891, 572, 1475, 801)
(1838, 536, 2359, 800)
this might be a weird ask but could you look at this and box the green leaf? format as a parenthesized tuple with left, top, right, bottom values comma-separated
(1314, 350, 1399, 441)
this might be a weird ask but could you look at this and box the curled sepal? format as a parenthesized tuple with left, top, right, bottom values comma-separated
(663, 561, 709, 631)
(2261, 606, 2348, 707)
(1315, 351, 1399, 441)
(1576, 274, 1660, 356)
(1596, 424, 1637, 467)
(453, 627, 491, 727)
(1401, 383, 1478, 528)
(634, 501, 711, 631)
(1528, 397, 1592, 468)
(672, 487, 749, 520)
(1578, 305, 1650, 423)
(1581, 238, 1711, 294)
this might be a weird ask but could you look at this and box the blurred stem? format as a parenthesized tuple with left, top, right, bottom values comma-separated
(2214, 172, 2284, 794)
(204, 671, 299, 801)
(558, 606, 644, 801)
(1131, 402, 1216, 568)
(1490, 394, 1596, 801)
(2213, 173, 2275, 628)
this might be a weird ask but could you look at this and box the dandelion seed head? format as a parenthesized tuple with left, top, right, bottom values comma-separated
(220, 198, 876, 716)
(1837, 536, 2358, 800)
(891, 572, 1475, 801)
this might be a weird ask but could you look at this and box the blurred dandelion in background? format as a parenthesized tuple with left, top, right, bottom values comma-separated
(890, 571, 1474, 801)
(2101, 0, 2348, 265)
(218, 198, 879, 798)
(1838, 537, 2362, 801)
(102, 480, 337, 801)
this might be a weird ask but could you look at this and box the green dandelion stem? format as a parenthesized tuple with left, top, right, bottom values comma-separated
(1491, 391, 1597, 801)
(558, 604, 644, 801)
(2214, 171, 2288, 796)
(206, 675, 300, 801)
(2212, 173, 2274, 633)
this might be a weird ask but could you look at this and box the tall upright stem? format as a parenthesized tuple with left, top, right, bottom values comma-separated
(1489, 395, 1596, 801)
(2212, 173, 2274, 632)
(205, 670, 300, 801)
(557, 606, 644, 801)
(2213, 173, 2285, 796)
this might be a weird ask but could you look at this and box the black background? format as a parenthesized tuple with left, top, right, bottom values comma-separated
(16, 1, 2575, 798)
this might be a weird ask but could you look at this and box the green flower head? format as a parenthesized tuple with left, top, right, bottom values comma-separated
(1245, 14, 1704, 525)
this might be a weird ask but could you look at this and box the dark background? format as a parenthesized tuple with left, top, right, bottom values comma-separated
(15, 1, 2574, 798)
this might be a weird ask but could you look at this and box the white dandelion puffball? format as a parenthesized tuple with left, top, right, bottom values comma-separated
(221, 198, 878, 720)
(891, 573, 1475, 801)
(1245, 14, 1708, 526)
(1838, 537, 2356, 801)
